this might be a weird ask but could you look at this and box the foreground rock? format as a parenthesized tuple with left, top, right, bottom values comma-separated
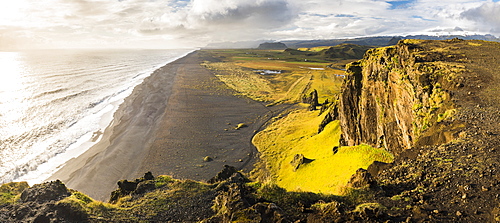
(0, 166, 396, 222)
(0, 180, 88, 222)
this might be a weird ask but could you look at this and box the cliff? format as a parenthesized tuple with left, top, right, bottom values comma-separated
(335, 39, 500, 222)
(338, 39, 466, 155)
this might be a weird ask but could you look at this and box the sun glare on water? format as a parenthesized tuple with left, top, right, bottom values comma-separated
(0, 52, 31, 138)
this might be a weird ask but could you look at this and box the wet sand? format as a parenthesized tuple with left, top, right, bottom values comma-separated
(48, 51, 280, 201)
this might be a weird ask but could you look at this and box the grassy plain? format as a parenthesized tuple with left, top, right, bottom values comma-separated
(202, 49, 347, 104)
(202, 48, 393, 195)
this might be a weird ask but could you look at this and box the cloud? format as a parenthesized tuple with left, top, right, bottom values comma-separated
(0, 0, 498, 49)
(103, 0, 299, 43)
(461, 2, 500, 32)
(188, 0, 296, 28)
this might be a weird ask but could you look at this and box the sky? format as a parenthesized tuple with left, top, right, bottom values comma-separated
(0, 0, 500, 49)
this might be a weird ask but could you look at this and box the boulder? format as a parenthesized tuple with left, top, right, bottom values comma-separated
(346, 168, 377, 188)
(117, 180, 138, 192)
(332, 146, 339, 154)
(290, 154, 314, 171)
(110, 172, 156, 203)
(144, 171, 154, 181)
(134, 181, 156, 194)
(367, 161, 393, 178)
(308, 201, 344, 223)
(20, 180, 70, 203)
(204, 156, 214, 162)
(209, 165, 241, 184)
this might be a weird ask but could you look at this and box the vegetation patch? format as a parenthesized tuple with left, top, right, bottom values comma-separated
(202, 49, 344, 105)
(0, 181, 29, 205)
(253, 107, 393, 194)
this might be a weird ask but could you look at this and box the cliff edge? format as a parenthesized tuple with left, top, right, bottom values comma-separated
(338, 39, 469, 155)
(334, 39, 500, 222)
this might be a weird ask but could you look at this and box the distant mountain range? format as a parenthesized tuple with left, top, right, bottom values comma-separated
(204, 34, 500, 49)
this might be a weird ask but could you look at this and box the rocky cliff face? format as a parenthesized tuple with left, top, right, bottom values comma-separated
(338, 39, 466, 155)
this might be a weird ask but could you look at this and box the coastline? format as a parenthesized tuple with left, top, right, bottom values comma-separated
(47, 51, 279, 201)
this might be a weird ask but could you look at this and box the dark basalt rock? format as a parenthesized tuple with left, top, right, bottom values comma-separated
(117, 180, 138, 192)
(302, 89, 319, 110)
(1, 180, 89, 222)
(367, 161, 393, 178)
(144, 171, 154, 180)
(318, 98, 339, 133)
(20, 180, 70, 203)
(110, 171, 156, 203)
(208, 165, 239, 184)
(290, 154, 314, 172)
(346, 168, 377, 189)
(134, 181, 156, 194)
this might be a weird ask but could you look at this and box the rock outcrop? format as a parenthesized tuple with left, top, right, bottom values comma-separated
(346, 168, 377, 189)
(0, 180, 89, 222)
(110, 171, 156, 203)
(337, 39, 465, 155)
(302, 89, 319, 110)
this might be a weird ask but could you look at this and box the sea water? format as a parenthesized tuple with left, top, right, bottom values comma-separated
(0, 49, 194, 185)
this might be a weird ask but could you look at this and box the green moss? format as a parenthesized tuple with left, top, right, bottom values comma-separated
(353, 202, 387, 213)
(437, 109, 457, 122)
(154, 175, 174, 188)
(412, 103, 423, 111)
(253, 108, 393, 194)
(87, 201, 121, 218)
(390, 195, 403, 201)
(70, 191, 93, 204)
(0, 181, 29, 204)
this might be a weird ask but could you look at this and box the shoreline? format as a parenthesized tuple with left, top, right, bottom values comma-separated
(47, 51, 281, 201)
(11, 49, 195, 186)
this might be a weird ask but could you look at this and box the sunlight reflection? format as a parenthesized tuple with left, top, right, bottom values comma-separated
(0, 52, 30, 137)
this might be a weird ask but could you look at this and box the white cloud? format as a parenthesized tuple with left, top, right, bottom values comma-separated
(0, 0, 498, 49)
(461, 2, 500, 32)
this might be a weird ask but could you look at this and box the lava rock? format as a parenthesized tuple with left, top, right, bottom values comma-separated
(290, 154, 314, 172)
(20, 180, 70, 203)
(208, 165, 239, 184)
(346, 168, 377, 188)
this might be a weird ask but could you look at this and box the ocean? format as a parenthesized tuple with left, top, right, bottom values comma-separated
(0, 49, 194, 185)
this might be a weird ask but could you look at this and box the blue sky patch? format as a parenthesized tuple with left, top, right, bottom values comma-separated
(388, 0, 415, 10)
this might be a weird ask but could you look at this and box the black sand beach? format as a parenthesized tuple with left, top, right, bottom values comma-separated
(48, 51, 280, 201)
